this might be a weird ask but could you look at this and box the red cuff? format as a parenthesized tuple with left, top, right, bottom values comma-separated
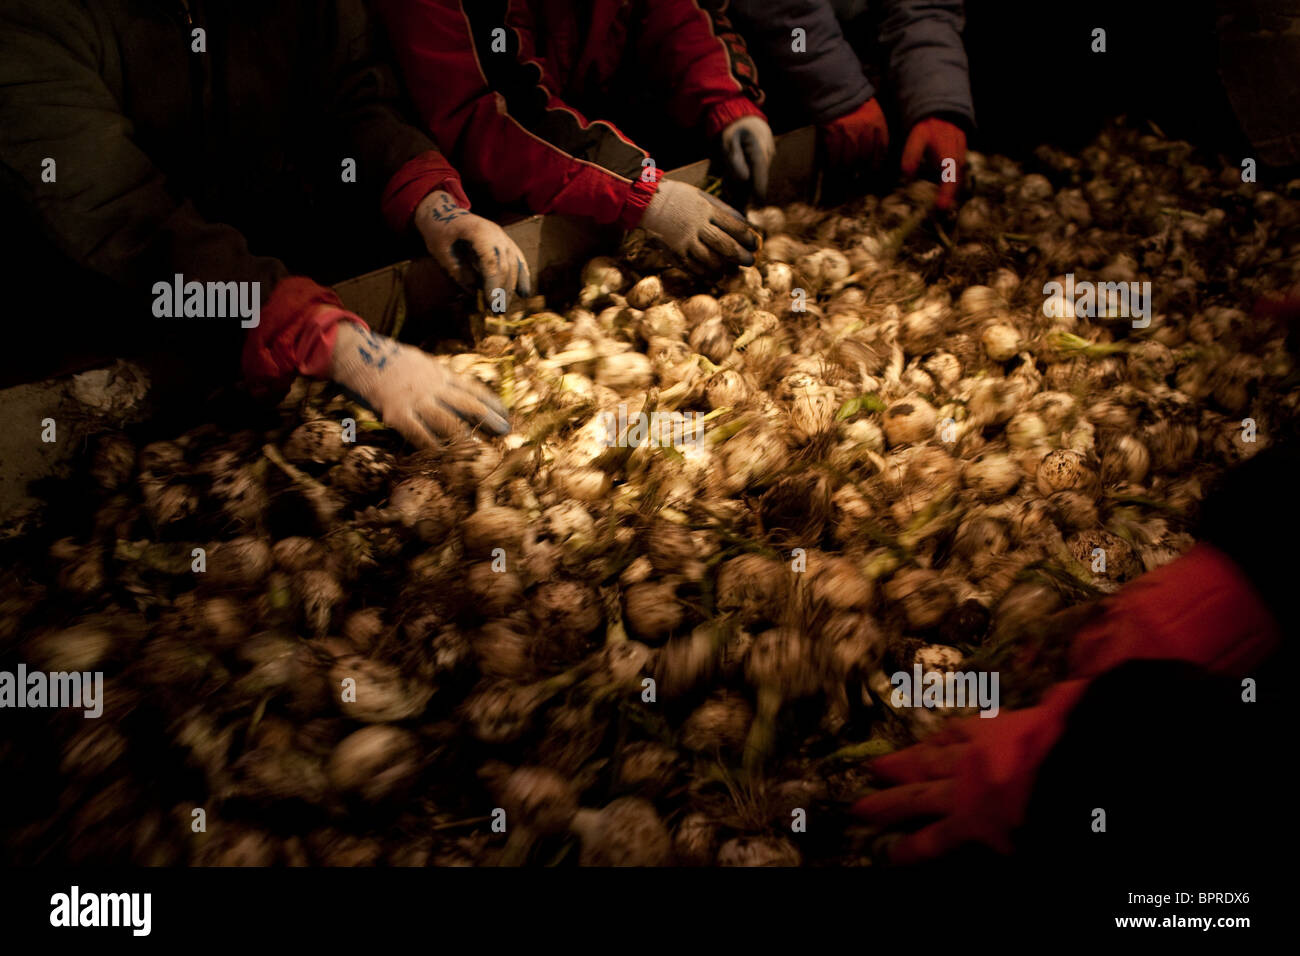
(381, 150, 471, 234)
(703, 96, 766, 139)
(618, 166, 664, 229)
(241, 277, 368, 396)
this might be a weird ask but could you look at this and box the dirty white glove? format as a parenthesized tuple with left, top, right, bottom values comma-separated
(639, 180, 759, 273)
(720, 115, 775, 200)
(414, 190, 533, 301)
(328, 321, 509, 447)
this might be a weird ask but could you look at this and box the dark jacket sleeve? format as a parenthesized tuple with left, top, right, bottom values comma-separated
(319, 0, 463, 219)
(0, 1, 287, 301)
(723, 0, 874, 124)
(877, 0, 975, 130)
(1195, 441, 1300, 640)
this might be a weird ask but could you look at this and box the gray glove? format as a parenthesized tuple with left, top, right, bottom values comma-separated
(639, 180, 759, 273)
(720, 115, 775, 200)
(414, 190, 532, 301)
(329, 322, 509, 448)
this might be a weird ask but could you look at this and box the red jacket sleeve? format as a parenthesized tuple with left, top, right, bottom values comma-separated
(380, 149, 473, 233)
(241, 277, 368, 395)
(634, 0, 766, 137)
(375, 0, 660, 228)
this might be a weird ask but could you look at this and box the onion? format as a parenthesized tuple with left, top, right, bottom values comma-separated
(1005, 411, 1048, 450)
(273, 536, 327, 572)
(205, 536, 272, 587)
(981, 321, 1021, 361)
(1018, 173, 1053, 202)
(958, 285, 1002, 319)
(640, 301, 686, 340)
(294, 569, 342, 637)
(495, 765, 579, 835)
(657, 625, 720, 697)
(681, 294, 721, 328)
(328, 726, 419, 802)
(460, 680, 546, 744)
(1067, 529, 1142, 583)
(596, 352, 653, 392)
(716, 554, 788, 625)
(330, 655, 433, 723)
(745, 627, 818, 697)
(466, 562, 525, 617)
(681, 692, 753, 752)
(720, 428, 789, 493)
(1049, 490, 1100, 529)
(30, 623, 114, 672)
(717, 835, 801, 867)
(462, 505, 528, 558)
(284, 420, 346, 465)
(882, 396, 938, 447)
(623, 580, 684, 643)
(1035, 449, 1097, 497)
(689, 318, 734, 363)
(1101, 434, 1151, 484)
(706, 368, 749, 409)
(578, 256, 625, 306)
(616, 742, 679, 796)
(91, 434, 136, 491)
(625, 275, 663, 310)
(332, 445, 394, 496)
(570, 797, 671, 867)
(592, 639, 655, 692)
(342, 607, 386, 651)
(673, 812, 719, 866)
(882, 568, 954, 630)
(531, 580, 601, 646)
(747, 206, 787, 233)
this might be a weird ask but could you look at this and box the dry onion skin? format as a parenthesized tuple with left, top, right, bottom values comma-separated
(4, 118, 1299, 868)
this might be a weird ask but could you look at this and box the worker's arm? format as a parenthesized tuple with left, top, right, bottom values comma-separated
(722, 0, 874, 125)
(635, 0, 774, 198)
(376, 0, 660, 228)
(0, 1, 286, 299)
(634, 0, 768, 135)
(853, 540, 1281, 862)
(318, 0, 471, 231)
(877, 0, 975, 132)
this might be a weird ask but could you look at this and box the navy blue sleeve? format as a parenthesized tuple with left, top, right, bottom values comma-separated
(878, 0, 975, 130)
(725, 0, 874, 124)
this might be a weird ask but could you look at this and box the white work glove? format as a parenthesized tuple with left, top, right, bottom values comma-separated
(328, 321, 509, 448)
(720, 115, 775, 200)
(639, 180, 759, 274)
(414, 190, 533, 302)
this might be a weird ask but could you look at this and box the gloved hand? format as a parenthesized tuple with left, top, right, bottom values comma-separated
(852, 680, 1086, 862)
(821, 97, 889, 171)
(414, 190, 532, 302)
(852, 543, 1281, 862)
(900, 117, 967, 211)
(328, 320, 509, 448)
(720, 115, 775, 200)
(639, 180, 759, 274)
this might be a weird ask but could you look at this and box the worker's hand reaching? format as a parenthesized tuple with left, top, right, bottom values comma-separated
(328, 321, 510, 448)
(852, 542, 1282, 863)
(639, 180, 760, 274)
(821, 97, 890, 171)
(720, 115, 775, 201)
(414, 190, 532, 302)
(901, 117, 967, 211)
(852, 685, 1082, 863)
